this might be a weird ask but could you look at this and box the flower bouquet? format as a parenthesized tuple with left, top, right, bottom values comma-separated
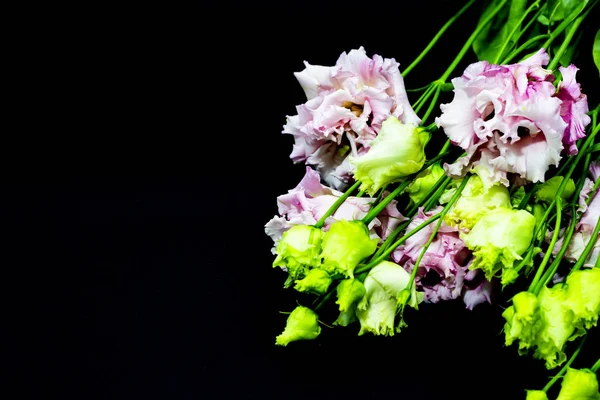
(264, 0, 600, 398)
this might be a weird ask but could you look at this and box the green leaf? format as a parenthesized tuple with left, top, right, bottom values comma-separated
(473, 0, 527, 63)
(594, 29, 600, 74)
(560, 0, 587, 19)
(538, 0, 587, 26)
(472, 1, 508, 61)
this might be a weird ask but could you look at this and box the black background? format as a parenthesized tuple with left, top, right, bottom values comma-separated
(12, 1, 599, 399)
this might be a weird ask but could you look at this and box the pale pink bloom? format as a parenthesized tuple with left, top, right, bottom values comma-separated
(284, 47, 420, 190)
(264, 167, 406, 246)
(556, 65, 591, 155)
(436, 49, 590, 186)
(392, 207, 491, 308)
(590, 160, 600, 182)
(462, 269, 493, 311)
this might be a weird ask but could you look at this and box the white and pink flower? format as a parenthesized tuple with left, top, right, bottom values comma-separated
(436, 49, 590, 187)
(392, 207, 492, 309)
(283, 47, 421, 190)
(556, 65, 591, 155)
(264, 167, 406, 251)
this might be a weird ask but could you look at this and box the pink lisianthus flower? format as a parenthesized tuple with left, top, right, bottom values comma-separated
(436, 49, 591, 187)
(264, 167, 406, 252)
(283, 47, 421, 190)
(555, 65, 591, 155)
(392, 207, 491, 309)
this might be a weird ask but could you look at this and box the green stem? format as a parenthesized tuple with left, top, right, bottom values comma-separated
(406, 83, 433, 93)
(547, 0, 562, 31)
(529, 198, 562, 294)
(314, 285, 337, 311)
(422, 176, 453, 212)
(502, 34, 550, 64)
(405, 176, 471, 294)
(555, 151, 577, 178)
(518, 185, 536, 209)
(421, 84, 442, 125)
(438, 138, 451, 155)
(422, 150, 452, 171)
(588, 143, 600, 155)
(439, 0, 508, 83)
(354, 214, 442, 275)
(369, 220, 412, 262)
(424, 122, 438, 132)
(373, 184, 389, 206)
(512, 245, 538, 277)
(414, 84, 438, 114)
(532, 127, 599, 239)
(401, 0, 478, 77)
(314, 180, 361, 229)
(547, 11, 585, 70)
(542, 0, 596, 53)
(542, 335, 587, 392)
(362, 180, 411, 225)
(592, 358, 600, 373)
(572, 220, 600, 272)
(406, 175, 451, 217)
(536, 203, 577, 291)
(493, 0, 541, 65)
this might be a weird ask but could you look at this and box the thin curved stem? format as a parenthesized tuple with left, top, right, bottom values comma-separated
(355, 214, 442, 275)
(421, 84, 442, 125)
(369, 220, 412, 262)
(314, 180, 361, 229)
(592, 358, 600, 373)
(542, 0, 597, 54)
(422, 176, 452, 212)
(536, 204, 577, 291)
(493, 0, 541, 65)
(502, 34, 550, 64)
(439, 0, 508, 83)
(414, 84, 437, 114)
(401, 0, 477, 77)
(547, 11, 585, 70)
(572, 220, 600, 272)
(529, 198, 562, 294)
(362, 180, 411, 225)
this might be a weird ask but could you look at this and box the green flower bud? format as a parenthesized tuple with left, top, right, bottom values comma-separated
(294, 268, 332, 295)
(321, 220, 378, 278)
(502, 291, 543, 351)
(356, 261, 422, 336)
(335, 279, 366, 312)
(564, 268, 600, 330)
(405, 163, 445, 206)
(463, 207, 536, 284)
(535, 176, 576, 204)
(275, 306, 321, 346)
(273, 225, 324, 288)
(556, 368, 600, 400)
(534, 285, 577, 369)
(525, 391, 549, 400)
(350, 116, 427, 196)
(444, 174, 511, 230)
(333, 308, 357, 327)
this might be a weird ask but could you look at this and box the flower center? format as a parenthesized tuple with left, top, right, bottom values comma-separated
(342, 101, 364, 117)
